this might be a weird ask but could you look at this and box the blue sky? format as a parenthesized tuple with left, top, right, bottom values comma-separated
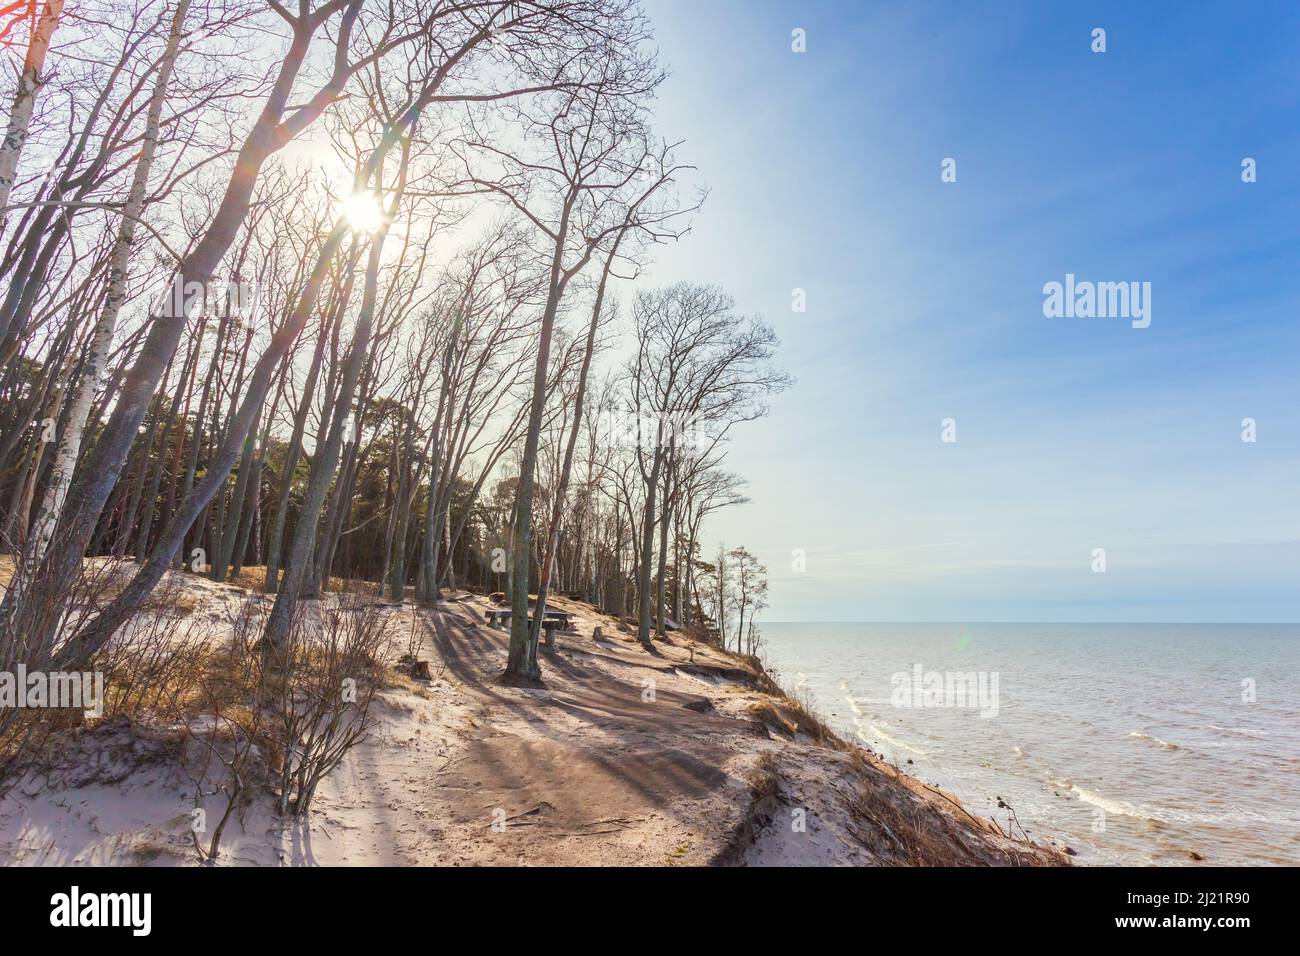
(638, 1, 1300, 622)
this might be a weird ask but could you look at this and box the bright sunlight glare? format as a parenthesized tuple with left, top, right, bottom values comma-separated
(341, 191, 386, 232)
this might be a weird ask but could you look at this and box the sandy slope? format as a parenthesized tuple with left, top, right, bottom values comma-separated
(0, 572, 1069, 866)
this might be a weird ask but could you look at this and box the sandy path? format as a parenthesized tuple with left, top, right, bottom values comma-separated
(0, 575, 1069, 867)
(395, 599, 759, 865)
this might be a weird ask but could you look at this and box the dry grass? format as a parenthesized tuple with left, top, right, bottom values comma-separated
(100, 631, 216, 721)
(747, 700, 798, 737)
(0, 555, 138, 604)
(224, 565, 380, 596)
(701, 643, 847, 750)
(380, 669, 435, 699)
(142, 589, 199, 616)
(750, 750, 782, 800)
(0, 556, 150, 792)
(681, 624, 1066, 866)
(747, 696, 844, 749)
(841, 751, 1067, 866)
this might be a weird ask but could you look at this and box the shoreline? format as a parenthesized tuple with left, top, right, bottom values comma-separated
(0, 567, 1070, 866)
(757, 621, 1300, 867)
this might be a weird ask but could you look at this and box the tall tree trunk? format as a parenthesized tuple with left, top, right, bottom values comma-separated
(655, 447, 676, 642)
(23, 0, 187, 563)
(265, 215, 388, 645)
(212, 412, 258, 581)
(208, 324, 254, 578)
(54, 222, 351, 665)
(635, 440, 664, 649)
(0, 0, 64, 242)
(673, 500, 684, 625)
(264, 261, 352, 590)
(388, 406, 414, 600)
(420, 309, 463, 602)
(10, 3, 365, 650)
(654, 441, 674, 640)
(229, 451, 260, 577)
(503, 202, 574, 684)
(377, 437, 398, 591)
(527, 238, 618, 654)
(317, 424, 359, 592)
(157, 309, 207, 542)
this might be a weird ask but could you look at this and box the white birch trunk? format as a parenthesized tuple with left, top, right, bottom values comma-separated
(26, 0, 188, 562)
(0, 0, 65, 230)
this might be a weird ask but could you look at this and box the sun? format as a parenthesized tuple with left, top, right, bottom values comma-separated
(341, 191, 386, 232)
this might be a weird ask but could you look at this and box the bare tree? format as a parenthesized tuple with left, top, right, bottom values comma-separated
(527, 147, 698, 656)
(626, 283, 789, 648)
(728, 544, 767, 655)
(0, 0, 65, 232)
(453, 35, 666, 683)
(23, 0, 190, 567)
(4, 0, 388, 650)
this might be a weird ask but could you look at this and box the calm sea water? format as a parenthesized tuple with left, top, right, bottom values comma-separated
(758, 623, 1300, 866)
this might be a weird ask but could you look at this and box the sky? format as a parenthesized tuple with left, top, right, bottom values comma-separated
(636, 0, 1300, 622)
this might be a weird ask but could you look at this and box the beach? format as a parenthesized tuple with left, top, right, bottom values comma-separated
(0, 569, 1067, 867)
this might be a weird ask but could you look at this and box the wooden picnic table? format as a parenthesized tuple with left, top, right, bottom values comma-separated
(484, 606, 574, 629)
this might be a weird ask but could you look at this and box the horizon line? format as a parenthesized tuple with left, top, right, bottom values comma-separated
(757, 620, 1300, 626)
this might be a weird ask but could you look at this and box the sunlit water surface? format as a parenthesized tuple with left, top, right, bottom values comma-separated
(758, 622, 1300, 865)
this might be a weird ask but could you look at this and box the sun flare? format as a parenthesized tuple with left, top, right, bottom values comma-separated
(341, 191, 385, 232)
(8, 0, 1293, 896)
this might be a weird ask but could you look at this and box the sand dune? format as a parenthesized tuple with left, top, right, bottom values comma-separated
(0, 570, 1068, 867)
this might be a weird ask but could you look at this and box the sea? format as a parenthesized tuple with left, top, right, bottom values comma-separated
(758, 622, 1300, 865)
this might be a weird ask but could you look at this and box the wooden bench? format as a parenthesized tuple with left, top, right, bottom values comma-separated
(544, 609, 574, 629)
(484, 607, 574, 632)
